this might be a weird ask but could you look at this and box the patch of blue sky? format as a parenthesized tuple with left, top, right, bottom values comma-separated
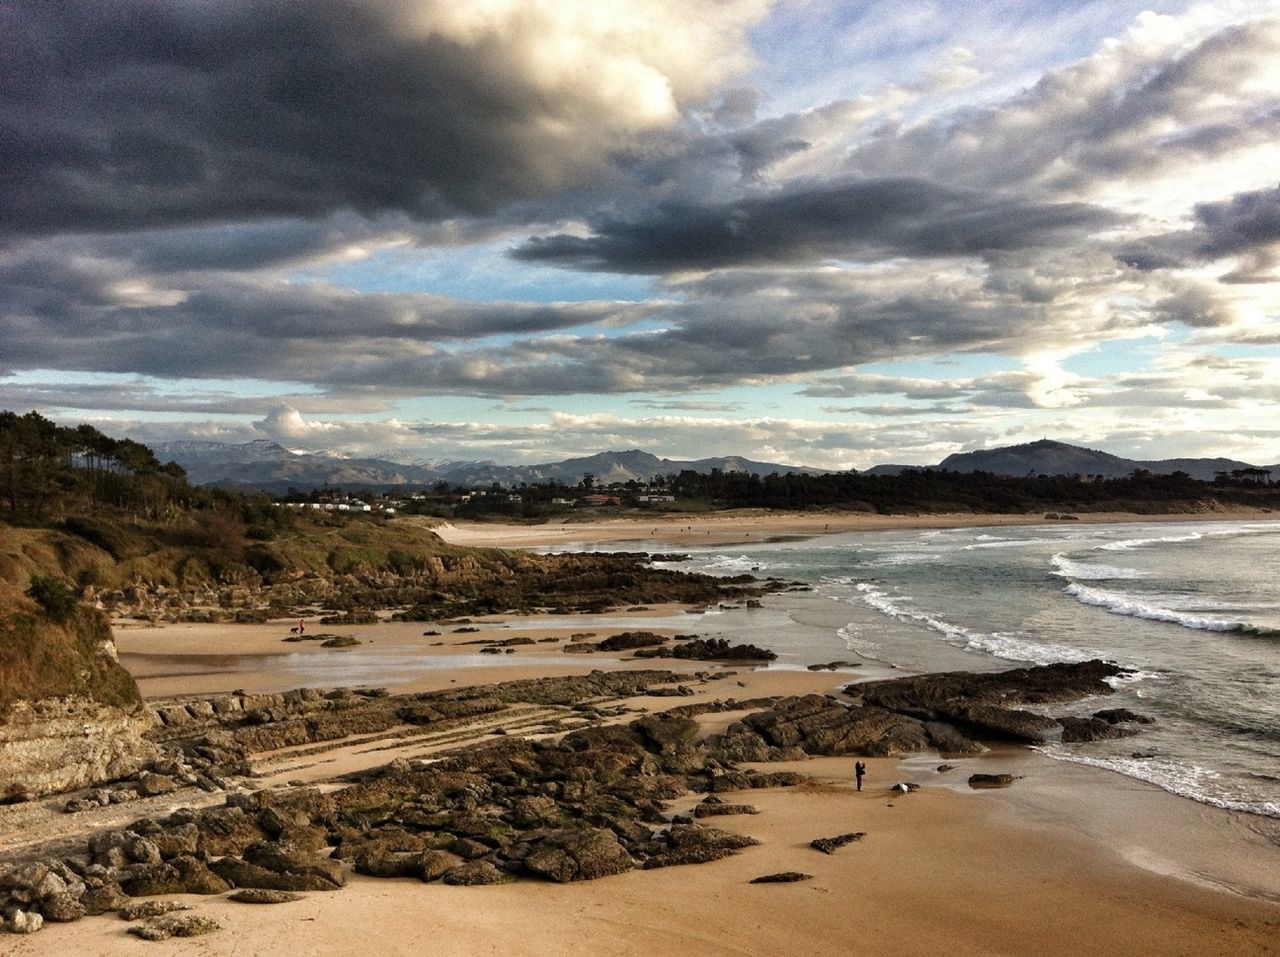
(746, 0, 1196, 118)
(7, 369, 308, 399)
(857, 354, 1020, 379)
(1061, 339, 1165, 378)
(291, 240, 659, 305)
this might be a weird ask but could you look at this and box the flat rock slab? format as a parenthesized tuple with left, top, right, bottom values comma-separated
(228, 889, 304, 904)
(129, 914, 221, 941)
(750, 872, 813, 884)
(810, 832, 865, 854)
(118, 901, 191, 921)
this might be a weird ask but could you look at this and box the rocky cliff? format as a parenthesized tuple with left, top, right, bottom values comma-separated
(0, 605, 154, 801)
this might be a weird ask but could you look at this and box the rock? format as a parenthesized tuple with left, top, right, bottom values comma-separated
(241, 841, 345, 888)
(417, 850, 465, 883)
(38, 892, 86, 922)
(0, 695, 158, 799)
(118, 900, 191, 921)
(1058, 716, 1140, 743)
(1093, 708, 1155, 725)
(742, 695, 929, 756)
(596, 631, 667, 652)
(150, 823, 200, 860)
(671, 638, 776, 661)
(124, 835, 162, 865)
(632, 714, 700, 754)
(806, 661, 860, 671)
(891, 782, 920, 793)
(936, 764, 957, 773)
(854, 660, 1130, 746)
(692, 802, 758, 817)
(642, 825, 759, 869)
(129, 913, 221, 941)
(80, 882, 128, 915)
(209, 856, 342, 893)
(355, 849, 424, 879)
(320, 635, 360, 648)
(810, 832, 865, 854)
(134, 771, 178, 797)
(749, 872, 812, 883)
(968, 773, 1018, 789)
(120, 856, 230, 896)
(522, 828, 634, 883)
(227, 889, 303, 904)
(562, 642, 597, 654)
(6, 909, 43, 934)
(441, 861, 510, 886)
(193, 805, 266, 856)
(922, 721, 987, 755)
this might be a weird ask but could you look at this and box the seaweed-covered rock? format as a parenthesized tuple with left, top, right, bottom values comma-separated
(810, 832, 865, 854)
(750, 872, 811, 884)
(441, 861, 510, 886)
(522, 828, 634, 883)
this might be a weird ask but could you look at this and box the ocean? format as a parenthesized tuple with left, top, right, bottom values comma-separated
(637, 519, 1280, 819)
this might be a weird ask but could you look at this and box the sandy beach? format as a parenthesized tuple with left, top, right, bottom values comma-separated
(15, 665, 1280, 956)
(426, 507, 1276, 548)
(11, 517, 1279, 956)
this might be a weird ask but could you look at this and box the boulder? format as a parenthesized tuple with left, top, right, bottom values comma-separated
(129, 913, 220, 941)
(38, 892, 87, 922)
(522, 828, 634, 883)
(5, 909, 43, 934)
(1058, 716, 1140, 743)
(441, 861, 510, 886)
(209, 857, 342, 893)
(417, 850, 465, 883)
(968, 773, 1018, 789)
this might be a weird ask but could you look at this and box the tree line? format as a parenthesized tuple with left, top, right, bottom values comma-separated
(0, 410, 190, 518)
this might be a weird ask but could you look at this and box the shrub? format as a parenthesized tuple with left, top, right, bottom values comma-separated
(26, 575, 79, 623)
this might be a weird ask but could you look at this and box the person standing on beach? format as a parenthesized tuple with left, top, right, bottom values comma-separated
(854, 761, 865, 791)
(298, 618, 305, 635)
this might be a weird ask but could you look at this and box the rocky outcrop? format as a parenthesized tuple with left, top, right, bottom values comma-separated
(850, 660, 1129, 745)
(0, 696, 157, 800)
(737, 695, 930, 756)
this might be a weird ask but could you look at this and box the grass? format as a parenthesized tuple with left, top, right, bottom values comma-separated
(0, 604, 142, 715)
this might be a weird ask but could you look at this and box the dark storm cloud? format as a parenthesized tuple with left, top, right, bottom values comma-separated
(1120, 184, 1280, 282)
(0, 0, 712, 239)
(513, 178, 1119, 273)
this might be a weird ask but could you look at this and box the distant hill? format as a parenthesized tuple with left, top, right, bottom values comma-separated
(934, 439, 1266, 481)
(150, 443, 828, 491)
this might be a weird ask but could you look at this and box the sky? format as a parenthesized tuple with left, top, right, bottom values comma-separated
(2, 0, 1279, 470)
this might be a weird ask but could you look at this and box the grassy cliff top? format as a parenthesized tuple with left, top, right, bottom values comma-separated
(0, 603, 142, 715)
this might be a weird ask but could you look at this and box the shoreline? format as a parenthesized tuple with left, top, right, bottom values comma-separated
(426, 507, 1277, 548)
(8, 519, 1278, 954)
(14, 684, 1280, 955)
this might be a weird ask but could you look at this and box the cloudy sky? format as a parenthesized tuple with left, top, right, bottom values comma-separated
(3, 0, 1279, 469)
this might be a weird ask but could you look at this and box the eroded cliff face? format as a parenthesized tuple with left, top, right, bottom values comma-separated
(0, 606, 154, 801)
(0, 696, 157, 801)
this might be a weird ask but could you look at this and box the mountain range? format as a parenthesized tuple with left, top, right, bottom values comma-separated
(149, 442, 826, 492)
(149, 438, 1275, 491)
